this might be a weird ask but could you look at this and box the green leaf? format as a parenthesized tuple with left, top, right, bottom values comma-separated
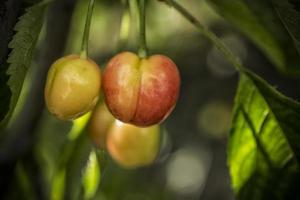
(208, 0, 300, 75)
(50, 132, 93, 200)
(0, 2, 47, 129)
(49, 114, 92, 200)
(51, 169, 66, 200)
(64, 132, 93, 200)
(229, 70, 300, 199)
(82, 150, 101, 200)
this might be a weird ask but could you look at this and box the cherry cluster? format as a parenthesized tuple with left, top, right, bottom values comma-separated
(44, 51, 180, 168)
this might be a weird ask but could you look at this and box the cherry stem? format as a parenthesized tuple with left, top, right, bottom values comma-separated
(130, 0, 148, 58)
(162, 0, 244, 72)
(80, 0, 95, 59)
(138, 0, 148, 58)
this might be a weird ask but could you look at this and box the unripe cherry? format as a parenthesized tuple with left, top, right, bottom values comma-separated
(102, 52, 180, 127)
(107, 121, 160, 169)
(45, 55, 101, 120)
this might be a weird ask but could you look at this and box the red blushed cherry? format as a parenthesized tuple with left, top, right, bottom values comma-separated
(107, 120, 160, 169)
(102, 52, 180, 127)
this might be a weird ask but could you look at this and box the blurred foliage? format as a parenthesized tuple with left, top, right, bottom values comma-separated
(65, 0, 122, 59)
(272, 0, 300, 54)
(209, 0, 300, 75)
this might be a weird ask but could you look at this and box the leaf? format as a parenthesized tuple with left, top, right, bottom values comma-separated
(208, 0, 300, 75)
(271, 0, 300, 54)
(64, 132, 93, 200)
(49, 114, 92, 200)
(229, 70, 300, 199)
(0, 2, 47, 129)
(82, 150, 101, 200)
(50, 132, 93, 200)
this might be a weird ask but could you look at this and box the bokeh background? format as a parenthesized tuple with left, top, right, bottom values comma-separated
(1, 0, 300, 199)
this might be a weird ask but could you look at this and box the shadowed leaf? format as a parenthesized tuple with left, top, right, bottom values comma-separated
(0, 2, 47, 129)
(271, 0, 300, 54)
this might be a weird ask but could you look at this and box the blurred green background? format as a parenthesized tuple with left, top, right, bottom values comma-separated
(1, 0, 300, 200)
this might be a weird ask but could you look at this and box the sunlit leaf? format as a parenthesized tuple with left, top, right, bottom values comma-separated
(229, 70, 300, 199)
(0, 2, 47, 129)
(82, 150, 100, 200)
(69, 112, 91, 140)
(208, 0, 300, 75)
(51, 169, 66, 200)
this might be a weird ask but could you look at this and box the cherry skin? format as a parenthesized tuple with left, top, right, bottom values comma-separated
(45, 55, 101, 120)
(102, 52, 180, 127)
(88, 102, 115, 149)
(107, 120, 160, 169)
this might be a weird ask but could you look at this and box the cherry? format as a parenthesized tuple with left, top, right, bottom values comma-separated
(107, 120, 160, 168)
(102, 52, 180, 127)
(88, 102, 114, 149)
(45, 55, 101, 120)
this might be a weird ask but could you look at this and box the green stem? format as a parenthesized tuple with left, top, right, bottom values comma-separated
(80, 0, 95, 59)
(138, 0, 148, 58)
(163, 0, 244, 71)
(129, 0, 148, 58)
